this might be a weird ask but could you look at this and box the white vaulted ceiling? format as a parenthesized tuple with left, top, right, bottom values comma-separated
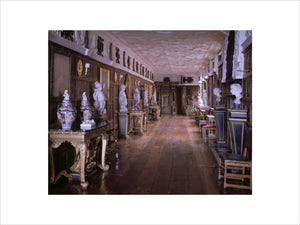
(108, 30, 227, 77)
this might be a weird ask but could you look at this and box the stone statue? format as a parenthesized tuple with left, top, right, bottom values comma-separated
(119, 84, 128, 112)
(144, 89, 149, 107)
(213, 87, 222, 104)
(150, 86, 157, 105)
(93, 81, 107, 117)
(230, 83, 243, 106)
(132, 87, 140, 110)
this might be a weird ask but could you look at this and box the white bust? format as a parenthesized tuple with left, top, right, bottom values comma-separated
(213, 87, 221, 104)
(230, 83, 243, 105)
(144, 89, 149, 107)
(93, 81, 106, 116)
(119, 84, 128, 112)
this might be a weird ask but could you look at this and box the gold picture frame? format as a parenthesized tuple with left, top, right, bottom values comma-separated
(100, 68, 110, 100)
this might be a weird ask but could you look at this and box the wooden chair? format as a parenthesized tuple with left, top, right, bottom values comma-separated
(224, 159, 252, 190)
(202, 115, 217, 143)
(218, 147, 252, 190)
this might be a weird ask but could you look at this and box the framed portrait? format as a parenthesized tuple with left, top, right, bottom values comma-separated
(100, 68, 110, 100)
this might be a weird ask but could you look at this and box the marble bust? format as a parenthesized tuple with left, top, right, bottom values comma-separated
(230, 83, 243, 106)
(119, 84, 128, 112)
(93, 81, 107, 117)
(213, 87, 222, 104)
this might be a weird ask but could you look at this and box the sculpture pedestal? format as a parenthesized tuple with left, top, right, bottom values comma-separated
(214, 105, 227, 146)
(228, 109, 247, 155)
(118, 111, 129, 139)
(128, 111, 146, 135)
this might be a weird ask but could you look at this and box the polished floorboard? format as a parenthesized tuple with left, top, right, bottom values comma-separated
(49, 114, 251, 194)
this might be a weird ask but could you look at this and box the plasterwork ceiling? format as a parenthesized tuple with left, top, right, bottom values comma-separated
(108, 31, 226, 77)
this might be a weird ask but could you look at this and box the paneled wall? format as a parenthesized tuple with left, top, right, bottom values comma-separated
(48, 41, 153, 135)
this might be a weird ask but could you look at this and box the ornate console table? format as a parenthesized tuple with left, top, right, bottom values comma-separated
(128, 110, 147, 135)
(48, 123, 109, 190)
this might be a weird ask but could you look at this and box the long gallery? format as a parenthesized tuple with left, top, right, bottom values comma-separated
(48, 30, 252, 194)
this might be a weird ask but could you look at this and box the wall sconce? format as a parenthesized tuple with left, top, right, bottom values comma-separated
(85, 63, 90, 75)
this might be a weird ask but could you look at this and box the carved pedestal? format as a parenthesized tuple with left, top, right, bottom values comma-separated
(214, 105, 227, 145)
(128, 111, 147, 135)
(228, 109, 247, 155)
(118, 111, 129, 139)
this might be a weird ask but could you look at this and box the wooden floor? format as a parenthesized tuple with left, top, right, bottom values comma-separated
(49, 115, 251, 194)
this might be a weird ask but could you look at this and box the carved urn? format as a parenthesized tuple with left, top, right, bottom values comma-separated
(81, 92, 94, 121)
(57, 90, 77, 130)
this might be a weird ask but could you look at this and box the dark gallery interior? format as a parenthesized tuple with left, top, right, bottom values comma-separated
(1, 2, 299, 224)
(48, 30, 252, 194)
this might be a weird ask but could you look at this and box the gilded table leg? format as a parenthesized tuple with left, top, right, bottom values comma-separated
(49, 140, 62, 184)
(79, 143, 88, 190)
(98, 135, 109, 171)
(69, 146, 80, 173)
(49, 146, 55, 184)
